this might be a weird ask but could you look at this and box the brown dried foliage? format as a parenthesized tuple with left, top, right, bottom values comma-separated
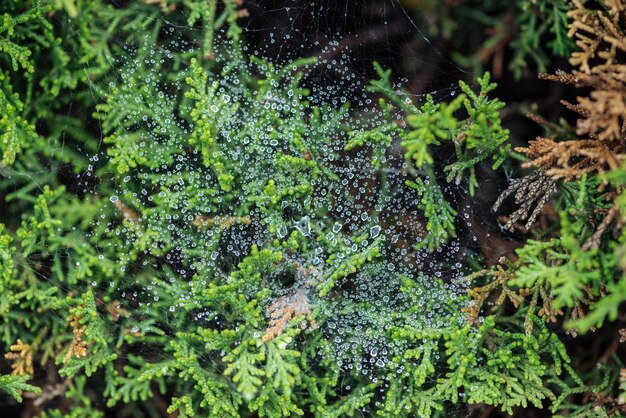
(492, 171, 558, 232)
(263, 287, 317, 342)
(191, 215, 251, 231)
(114, 199, 139, 223)
(4, 339, 34, 375)
(517, 0, 626, 181)
(106, 300, 130, 322)
(464, 258, 565, 333)
(63, 313, 87, 363)
(495, 0, 626, 241)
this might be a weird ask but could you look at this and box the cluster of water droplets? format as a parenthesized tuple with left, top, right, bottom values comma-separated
(79, 5, 476, 393)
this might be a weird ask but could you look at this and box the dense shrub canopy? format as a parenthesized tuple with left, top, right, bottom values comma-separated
(2, 1, 626, 417)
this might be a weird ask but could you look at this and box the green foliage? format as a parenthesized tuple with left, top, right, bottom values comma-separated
(0, 1, 49, 165)
(480, 174, 623, 335)
(440, 316, 566, 414)
(433, 0, 575, 78)
(406, 178, 457, 251)
(514, 0, 573, 73)
(402, 72, 509, 195)
(379, 277, 574, 416)
(345, 98, 394, 169)
(402, 94, 461, 169)
(39, 376, 105, 418)
(449, 74, 509, 191)
(0, 373, 41, 402)
(512, 213, 608, 314)
(355, 70, 508, 251)
(566, 163, 626, 334)
(0, 1, 617, 417)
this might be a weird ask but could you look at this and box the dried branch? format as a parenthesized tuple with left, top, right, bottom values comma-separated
(493, 171, 558, 231)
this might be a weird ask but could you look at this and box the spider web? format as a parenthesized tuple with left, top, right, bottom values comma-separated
(11, 1, 488, 416)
